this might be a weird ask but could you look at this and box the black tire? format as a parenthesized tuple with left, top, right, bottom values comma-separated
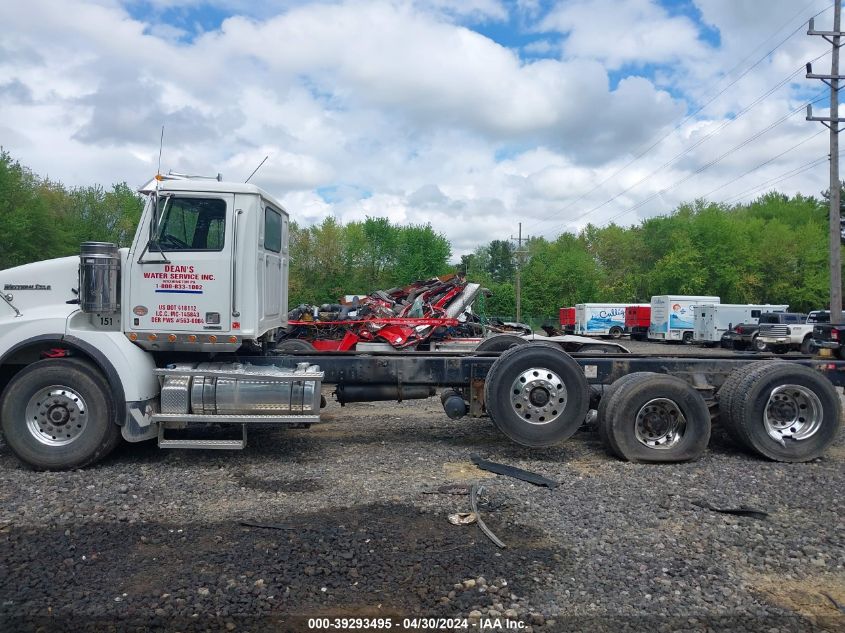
(753, 336, 767, 352)
(682, 331, 694, 345)
(604, 374, 711, 463)
(475, 334, 526, 353)
(275, 338, 316, 353)
(800, 336, 816, 355)
(0, 358, 120, 470)
(484, 343, 589, 447)
(597, 373, 658, 458)
(608, 326, 623, 340)
(728, 362, 841, 462)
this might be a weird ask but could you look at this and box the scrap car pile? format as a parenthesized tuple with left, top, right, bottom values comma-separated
(282, 274, 522, 351)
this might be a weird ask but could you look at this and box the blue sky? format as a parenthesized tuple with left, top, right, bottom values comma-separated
(0, 0, 836, 253)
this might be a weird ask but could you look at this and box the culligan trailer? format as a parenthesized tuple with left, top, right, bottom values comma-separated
(574, 303, 632, 338)
(649, 295, 720, 343)
(694, 304, 788, 346)
(0, 175, 841, 470)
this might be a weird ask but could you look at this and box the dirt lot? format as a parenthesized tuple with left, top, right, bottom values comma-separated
(0, 342, 843, 632)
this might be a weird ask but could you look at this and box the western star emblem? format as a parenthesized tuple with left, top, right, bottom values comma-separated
(3, 284, 51, 290)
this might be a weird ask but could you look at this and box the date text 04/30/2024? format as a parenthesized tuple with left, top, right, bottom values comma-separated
(306, 617, 528, 630)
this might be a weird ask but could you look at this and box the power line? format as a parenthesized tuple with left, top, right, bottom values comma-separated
(693, 130, 825, 201)
(596, 103, 829, 227)
(549, 91, 826, 233)
(541, 66, 829, 236)
(526, 2, 834, 237)
(721, 154, 832, 204)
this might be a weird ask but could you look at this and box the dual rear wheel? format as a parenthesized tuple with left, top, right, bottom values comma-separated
(484, 346, 841, 463)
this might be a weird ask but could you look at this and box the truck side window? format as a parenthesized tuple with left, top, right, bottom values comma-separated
(264, 207, 282, 253)
(156, 198, 226, 251)
(751, 310, 760, 318)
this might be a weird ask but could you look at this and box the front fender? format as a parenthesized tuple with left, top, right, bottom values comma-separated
(65, 311, 158, 402)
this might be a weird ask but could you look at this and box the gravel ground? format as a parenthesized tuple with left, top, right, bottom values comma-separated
(0, 342, 843, 632)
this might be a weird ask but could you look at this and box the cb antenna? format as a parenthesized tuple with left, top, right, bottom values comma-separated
(157, 126, 165, 176)
(245, 155, 269, 183)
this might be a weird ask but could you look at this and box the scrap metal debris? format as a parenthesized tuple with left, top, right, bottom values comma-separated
(447, 512, 478, 525)
(280, 274, 527, 351)
(470, 484, 506, 549)
(690, 500, 769, 520)
(470, 454, 560, 488)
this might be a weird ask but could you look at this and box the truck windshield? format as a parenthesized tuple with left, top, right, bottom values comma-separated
(155, 197, 226, 251)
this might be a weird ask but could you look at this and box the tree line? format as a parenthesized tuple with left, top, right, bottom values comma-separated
(0, 150, 835, 319)
(463, 194, 833, 322)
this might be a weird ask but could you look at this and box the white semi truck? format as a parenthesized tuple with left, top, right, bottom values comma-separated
(0, 175, 841, 469)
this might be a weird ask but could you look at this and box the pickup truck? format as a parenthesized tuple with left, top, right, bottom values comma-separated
(811, 314, 845, 358)
(756, 311, 833, 354)
(721, 312, 806, 351)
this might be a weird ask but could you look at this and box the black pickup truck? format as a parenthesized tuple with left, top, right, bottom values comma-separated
(813, 320, 845, 359)
(720, 312, 806, 351)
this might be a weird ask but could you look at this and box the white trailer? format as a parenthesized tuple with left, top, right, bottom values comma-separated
(574, 303, 632, 338)
(649, 295, 720, 343)
(693, 304, 788, 345)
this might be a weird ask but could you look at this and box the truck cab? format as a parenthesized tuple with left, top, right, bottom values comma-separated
(125, 176, 290, 352)
(0, 175, 321, 470)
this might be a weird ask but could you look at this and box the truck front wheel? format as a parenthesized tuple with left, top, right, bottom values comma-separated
(0, 359, 121, 470)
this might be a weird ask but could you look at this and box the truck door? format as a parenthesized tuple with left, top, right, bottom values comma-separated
(127, 193, 234, 334)
(258, 203, 286, 330)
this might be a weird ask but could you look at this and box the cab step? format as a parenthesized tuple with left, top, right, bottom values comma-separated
(157, 424, 247, 450)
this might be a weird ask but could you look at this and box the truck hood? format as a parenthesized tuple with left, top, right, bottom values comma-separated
(0, 256, 79, 317)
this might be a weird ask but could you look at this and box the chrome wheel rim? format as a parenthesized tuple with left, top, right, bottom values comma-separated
(634, 398, 686, 449)
(763, 384, 822, 442)
(25, 386, 88, 446)
(509, 368, 566, 425)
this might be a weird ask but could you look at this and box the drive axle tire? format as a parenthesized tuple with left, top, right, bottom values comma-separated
(608, 326, 623, 339)
(597, 373, 658, 458)
(0, 359, 120, 470)
(727, 362, 841, 462)
(475, 334, 527, 353)
(603, 374, 711, 463)
(718, 361, 784, 448)
(484, 343, 588, 447)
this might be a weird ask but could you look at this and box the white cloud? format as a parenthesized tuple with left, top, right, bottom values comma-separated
(0, 0, 835, 260)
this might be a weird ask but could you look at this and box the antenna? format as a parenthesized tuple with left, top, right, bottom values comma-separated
(245, 155, 269, 183)
(157, 126, 164, 176)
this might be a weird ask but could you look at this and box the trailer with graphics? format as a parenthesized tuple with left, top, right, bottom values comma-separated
(649, 295, 720, 343)
(574, 303, 641, 338)
(0, 175, 840, 472)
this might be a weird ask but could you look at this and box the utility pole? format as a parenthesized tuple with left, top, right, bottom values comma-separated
(807, 0, 844, 324)
(510, 223, 529, 324)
